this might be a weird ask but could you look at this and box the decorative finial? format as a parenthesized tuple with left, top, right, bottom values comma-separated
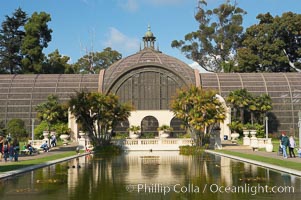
(142, 25, 156, 49)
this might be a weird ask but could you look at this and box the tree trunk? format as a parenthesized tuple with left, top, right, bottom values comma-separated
(239, 107, 244, 124)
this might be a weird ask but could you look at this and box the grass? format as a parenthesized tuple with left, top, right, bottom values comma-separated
(0, 151, 76, 173)
(216, 150, 301, 171)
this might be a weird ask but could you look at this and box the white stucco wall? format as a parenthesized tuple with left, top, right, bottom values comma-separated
(128, 110, 175, 127)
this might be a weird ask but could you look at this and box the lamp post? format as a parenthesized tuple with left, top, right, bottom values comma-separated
(265, 116, 269, 139)
(31, 118, 35, 141)
(298, 110, 301, 147)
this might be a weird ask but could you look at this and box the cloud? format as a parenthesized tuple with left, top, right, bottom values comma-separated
(189, 62, 211, 73)
(103, 27, 140, 56)
(118, 0, 186, 12)
(145, 0, 186, 6)
(118, 0, 139, 12)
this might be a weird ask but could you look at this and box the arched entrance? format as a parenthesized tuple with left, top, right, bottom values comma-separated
(170, 117, 186, 137)
(113, 119, 130, 137)
(141, 116, 159, 136)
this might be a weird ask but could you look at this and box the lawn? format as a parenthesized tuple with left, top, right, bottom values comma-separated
(217, 150, 301, 171)
(0, 151, 76, 173)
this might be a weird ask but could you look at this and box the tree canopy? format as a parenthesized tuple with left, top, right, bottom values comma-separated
(171, 86, 226, 146)
(0, 8, 27, 74)
(171, 0, 246, 72)
(68, 91, 132, 146)
(21, 11, 52, 73)
(74, 47, 122, 74)
(35, 95, 67, 131)
(42, 49, 74, 74)
(237, 12, 301, 72)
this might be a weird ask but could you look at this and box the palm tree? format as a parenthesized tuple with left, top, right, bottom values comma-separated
(256, 94, 272, 124)
(35, 95, 67, 132)
(69, 91, 132, 146)
(171, 86, 226, 146)
(226, 89, 252, 124)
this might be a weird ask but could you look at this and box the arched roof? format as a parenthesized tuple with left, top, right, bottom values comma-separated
(102, 48, 196, 93)
(200, 73, 301, 132)
(0, 74, 99, 130)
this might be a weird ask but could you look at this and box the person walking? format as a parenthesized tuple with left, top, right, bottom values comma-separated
(289, 136, 296, 158)
(281, 132, 290, 159)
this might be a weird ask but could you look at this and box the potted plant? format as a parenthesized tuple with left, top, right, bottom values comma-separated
(228, 121, 243, 143)
(127, 125, 141, 139)
(157, 125, 173, 138)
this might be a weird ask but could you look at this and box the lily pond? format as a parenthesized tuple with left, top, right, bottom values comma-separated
(0, 151, 300, 200)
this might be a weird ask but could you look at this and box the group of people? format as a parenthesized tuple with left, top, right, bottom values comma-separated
(40, 134, 56, 152)
(0, 135, 20, 162)
(0, 133, 57, 161)
(279, 132, 300, 158)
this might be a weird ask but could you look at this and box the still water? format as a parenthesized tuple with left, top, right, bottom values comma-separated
(0, 151, 300, 200)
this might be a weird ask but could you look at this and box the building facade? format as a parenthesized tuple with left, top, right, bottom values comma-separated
(1, 27, 301, 139)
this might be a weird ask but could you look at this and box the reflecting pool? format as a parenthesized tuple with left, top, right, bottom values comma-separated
(0, 151, 300, 200)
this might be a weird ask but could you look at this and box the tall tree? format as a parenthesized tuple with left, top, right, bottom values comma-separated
(226, 89, 252, 124)
(237, 12, 301, 72)
(74, 47, 122, 74)
(171, 0, 246, 72)
(171, 86, 225, 146)
(35, 95, 67, 132)
(7, 118, 28, 139)
(43, 49, 74, 74)
(21, 11, 52, 73)
(256, 94, 272, 124)
(0, 8, 27, 74)
(68, 91, 132, 146)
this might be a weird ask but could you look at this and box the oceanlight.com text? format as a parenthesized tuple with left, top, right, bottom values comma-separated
(125, 183, 295, 196)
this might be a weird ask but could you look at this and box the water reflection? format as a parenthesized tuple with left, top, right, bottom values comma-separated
(0, 152, 300, 200)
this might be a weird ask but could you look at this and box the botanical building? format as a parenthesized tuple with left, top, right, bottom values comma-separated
(1, 27, 301, 139)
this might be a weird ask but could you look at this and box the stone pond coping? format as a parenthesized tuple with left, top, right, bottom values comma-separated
(205, 150, 301, 177)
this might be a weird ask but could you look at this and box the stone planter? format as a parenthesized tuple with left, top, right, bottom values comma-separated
(250, 130, 257, 138)
(243, 130, 250, 145)
(265, 138, 273, 152)
(129, 131, 140, 139)
(129, 134, 140, 139)
(79, 131, 86, 137)
(231, 132, 240, 143)
(43, 131, 49, 139)
(159, 130, 170, 138)
(60, 134, 70, 145)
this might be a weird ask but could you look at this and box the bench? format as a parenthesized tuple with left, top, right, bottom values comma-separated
(20, 149, 30, 155)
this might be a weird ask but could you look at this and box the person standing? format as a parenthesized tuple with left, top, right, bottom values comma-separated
(281, 132, 290, 159)
(51, 134, 56, 147)
(289, 136, 296, 158)
(3, 140, 9, 162)
(12, 138, 20, 161)
(0, 136, 4, 160)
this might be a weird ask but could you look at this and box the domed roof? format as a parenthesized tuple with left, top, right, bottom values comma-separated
(102, 48, 196, 92)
